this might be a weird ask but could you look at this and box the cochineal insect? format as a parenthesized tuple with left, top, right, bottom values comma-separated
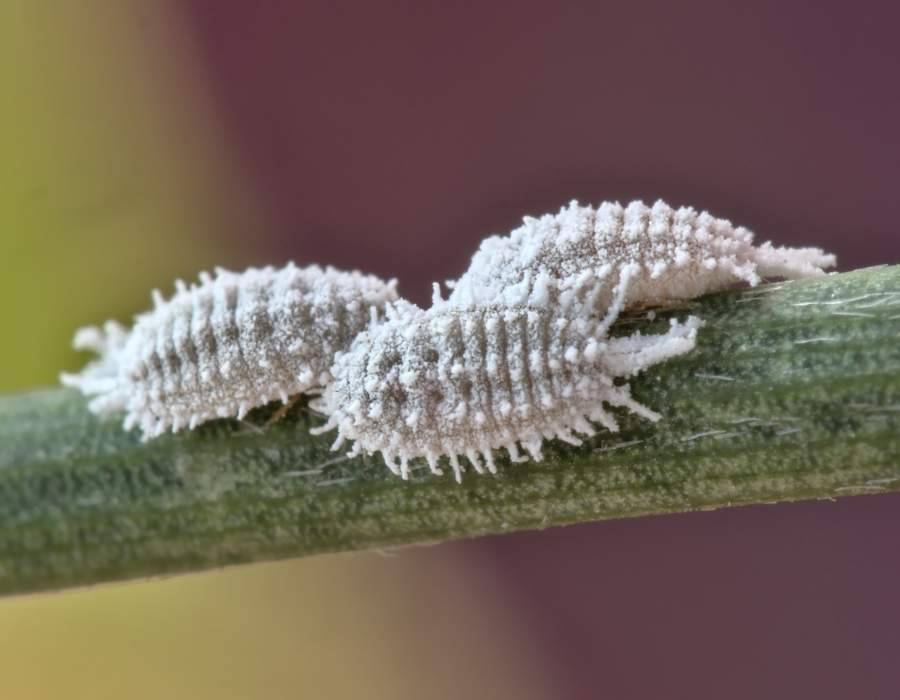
(62, 263, 398, 439)
(444, 199, 836, 312)
(313, 265, 702, 481)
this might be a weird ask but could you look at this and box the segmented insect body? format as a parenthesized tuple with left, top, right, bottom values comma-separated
(445, 200, 836, 312)
(314, 273, 701, 481)
(62, 264, 398, 439)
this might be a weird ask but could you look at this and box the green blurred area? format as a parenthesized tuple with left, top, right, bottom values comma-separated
(0, 4, 548, 698)
(0, 2, 241, 392)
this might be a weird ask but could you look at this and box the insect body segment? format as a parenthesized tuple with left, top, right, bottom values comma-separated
(62, 264, 398, 439)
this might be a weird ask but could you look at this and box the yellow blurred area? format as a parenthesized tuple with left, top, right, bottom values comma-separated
(0, 1, 253, 391)
(0, 554, 552, 700)
(0, 3, 550, 698)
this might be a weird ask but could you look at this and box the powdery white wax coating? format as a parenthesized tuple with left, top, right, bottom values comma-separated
(315, 299, 701, 481)
(446, 200, 836, 312)
(61, 263, 398, 439)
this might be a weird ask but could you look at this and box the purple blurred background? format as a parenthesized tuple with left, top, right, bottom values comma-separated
(183, 3, 900, 697)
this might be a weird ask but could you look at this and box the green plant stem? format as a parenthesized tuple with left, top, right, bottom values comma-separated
(1, 266, 899, 596)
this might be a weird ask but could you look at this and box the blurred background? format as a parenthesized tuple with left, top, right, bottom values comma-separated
(1, 1, 899, 697)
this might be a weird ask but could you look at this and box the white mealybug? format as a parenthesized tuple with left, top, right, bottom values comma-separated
(445, 199, 836, 311)
(61, 263, 398, 439)
(313, 267, 702, 481)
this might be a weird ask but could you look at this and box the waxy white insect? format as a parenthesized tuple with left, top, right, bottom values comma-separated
(445, 199, 836, 312)
(62, 263, 398, 439)
(313, 266, 702, 481)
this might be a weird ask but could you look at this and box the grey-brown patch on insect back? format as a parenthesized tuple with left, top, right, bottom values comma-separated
(62, 263, 398, 439)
